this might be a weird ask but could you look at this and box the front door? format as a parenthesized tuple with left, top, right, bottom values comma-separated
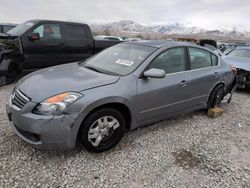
(22, 23, 67, 68)
(136, 47, 192, 123)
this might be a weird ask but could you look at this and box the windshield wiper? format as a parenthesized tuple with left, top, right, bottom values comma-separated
(84, 65, 102, 73)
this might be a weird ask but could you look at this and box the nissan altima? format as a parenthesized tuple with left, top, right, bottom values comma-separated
(6, 41, 236, 152)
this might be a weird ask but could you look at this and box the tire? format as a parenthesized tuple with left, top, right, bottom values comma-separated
(6, 64, 18, 84)
(207, 84, 225, 108)
(79, 108, 126, 152)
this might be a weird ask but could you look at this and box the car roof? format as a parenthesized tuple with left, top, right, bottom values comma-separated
(26, 19, 89, 27)
(0, 23, 18, 26)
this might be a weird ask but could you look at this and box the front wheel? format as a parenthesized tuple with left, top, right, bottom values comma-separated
(79, 108, 126, 152)
(6, 64, 18, 84)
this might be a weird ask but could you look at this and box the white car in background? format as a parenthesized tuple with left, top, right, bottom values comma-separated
(95, 35, 123, 41)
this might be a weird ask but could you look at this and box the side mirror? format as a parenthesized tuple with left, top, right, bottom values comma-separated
(27, 33, 40, 41)
(143, 68, 166, 79)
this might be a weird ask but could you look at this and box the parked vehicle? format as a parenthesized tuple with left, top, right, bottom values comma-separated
(6, 41, 236, 152)
(219, 44, 237, 54)
(177, 38, 222, 55)
(223, 47, 250, 88)
(125, 38, 142, 41)
(0, 20, 123, 86)
(0, 23, 18, 34)
(94, 35, 124, 41)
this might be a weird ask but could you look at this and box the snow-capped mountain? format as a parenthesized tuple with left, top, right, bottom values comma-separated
(91, 20, 250, 38)
(91, 20, 149, 33)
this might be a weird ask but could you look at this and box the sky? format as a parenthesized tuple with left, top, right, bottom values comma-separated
(1, 0, 250, 30)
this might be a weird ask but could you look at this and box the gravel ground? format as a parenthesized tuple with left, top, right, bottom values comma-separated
(0, 84, 250, 188)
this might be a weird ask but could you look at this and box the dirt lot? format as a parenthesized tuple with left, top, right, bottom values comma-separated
(0, 84, 250, 187)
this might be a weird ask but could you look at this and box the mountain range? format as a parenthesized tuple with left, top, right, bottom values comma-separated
(91, 20, 250, 40)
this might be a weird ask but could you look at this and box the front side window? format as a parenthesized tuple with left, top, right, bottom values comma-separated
(33, 24, 62, 40)
(148, 48, 186, 74)
(189, 48, 212, 70)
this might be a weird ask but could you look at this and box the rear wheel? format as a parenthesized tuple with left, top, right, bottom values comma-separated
(79, 108, 126, 152)
(207, 84, 224, 108)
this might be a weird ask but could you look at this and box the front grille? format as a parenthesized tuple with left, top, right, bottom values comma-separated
(11, 88, 30, 110)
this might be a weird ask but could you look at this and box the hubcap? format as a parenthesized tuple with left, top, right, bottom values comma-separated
(88, 116, 120, 147)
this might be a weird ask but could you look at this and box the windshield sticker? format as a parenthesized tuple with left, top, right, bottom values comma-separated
(115, 59, 134, 66)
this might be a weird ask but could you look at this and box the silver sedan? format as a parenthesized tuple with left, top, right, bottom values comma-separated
(6, 41, 236, 152)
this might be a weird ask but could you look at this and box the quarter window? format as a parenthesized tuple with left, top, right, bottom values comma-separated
(211, 54, 218, 66)
(189, 48, 213, 69)
(33, 24, 62, 40)
(148, 48, 186, 74)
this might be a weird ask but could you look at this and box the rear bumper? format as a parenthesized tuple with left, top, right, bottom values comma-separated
(222, 76, 237, 104)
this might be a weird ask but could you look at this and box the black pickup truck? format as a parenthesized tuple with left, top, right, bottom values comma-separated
(0, 20, 122, 85)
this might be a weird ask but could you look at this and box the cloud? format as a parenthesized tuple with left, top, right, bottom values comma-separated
(0, 0, 250, 30)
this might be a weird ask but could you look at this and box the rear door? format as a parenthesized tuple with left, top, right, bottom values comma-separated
(64, 24, 94, 62)
(22, 22, 67, 68)
(186, 47, 221, 106)
(136, 47, 192, 122)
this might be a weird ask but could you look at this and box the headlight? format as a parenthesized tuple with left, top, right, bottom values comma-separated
(33, 92, 82, 116)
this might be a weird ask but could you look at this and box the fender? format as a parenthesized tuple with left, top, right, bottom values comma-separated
(67, 96, 137, 147)
(0, 57, 12, 75)
(77, 96, 136, 128)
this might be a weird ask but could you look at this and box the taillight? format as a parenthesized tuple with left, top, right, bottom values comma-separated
(230, 64, 237, 75)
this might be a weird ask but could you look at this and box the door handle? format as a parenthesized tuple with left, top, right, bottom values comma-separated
(45, 43, 64, 47)
(179, 80, 187, 87)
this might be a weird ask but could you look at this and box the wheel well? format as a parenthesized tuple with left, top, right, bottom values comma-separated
(213, 83, 225, 92)
(83, 103, 131, 131)
(207, 83, 225, 107)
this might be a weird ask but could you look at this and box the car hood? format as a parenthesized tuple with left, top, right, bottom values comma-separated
(18, 63, 120, 102)
(0, 34, 19, 56)
(223, 56, 250, 71)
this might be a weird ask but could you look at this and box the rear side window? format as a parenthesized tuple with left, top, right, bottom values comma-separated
(149, 47, 186, 74)
(67, 24, 89, 40)
(189, 48, 213, 70)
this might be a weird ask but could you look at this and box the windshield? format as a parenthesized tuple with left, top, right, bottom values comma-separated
(227, 49, 250, 58)
(7, 21, 35, 36)
(83, 43, 156, 76)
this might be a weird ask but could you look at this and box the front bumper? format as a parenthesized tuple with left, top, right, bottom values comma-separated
(6, 103, 79, 150)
